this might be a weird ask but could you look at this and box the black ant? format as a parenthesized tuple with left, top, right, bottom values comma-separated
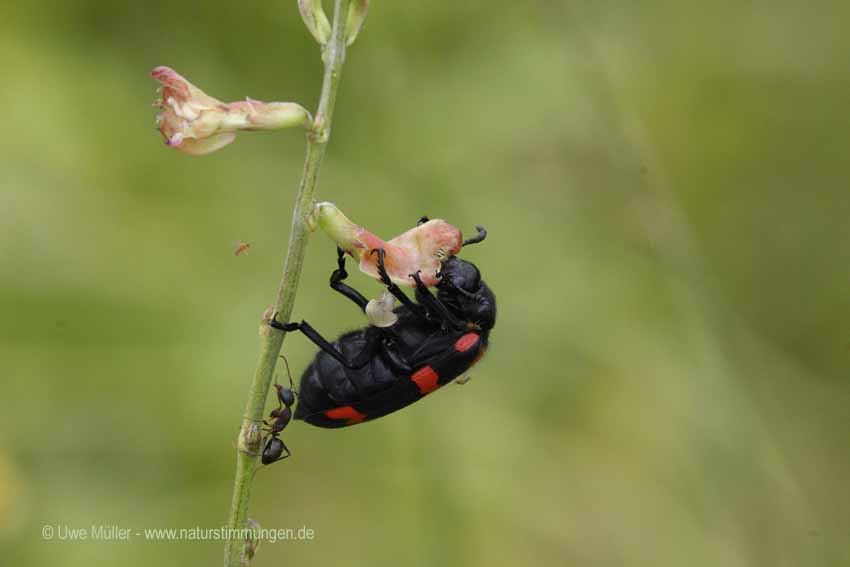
(260, 356, 297, 465)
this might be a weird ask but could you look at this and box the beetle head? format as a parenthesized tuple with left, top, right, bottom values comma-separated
(437, 256, 496, 331)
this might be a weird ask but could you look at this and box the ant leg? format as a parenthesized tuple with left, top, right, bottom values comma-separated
(278, 440, 291, 460)
(273, 320, 380, 370)
(411, 271, 464, 330)
(371, 249, 428, 322)
(330, 247, 369, 312)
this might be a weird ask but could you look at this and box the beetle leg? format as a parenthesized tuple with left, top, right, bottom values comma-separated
(371, 248, 429, 322)
(273, 319, 381, 370)
(411, 270, 464, 330)
(330, 247, 369, 312)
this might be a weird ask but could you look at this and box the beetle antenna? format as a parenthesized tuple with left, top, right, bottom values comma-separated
(462, 225, 487, 247)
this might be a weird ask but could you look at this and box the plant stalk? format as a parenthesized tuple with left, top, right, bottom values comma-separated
(223, 1, 350, 564)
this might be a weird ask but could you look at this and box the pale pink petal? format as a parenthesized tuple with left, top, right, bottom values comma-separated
(176, 132, 237, 155)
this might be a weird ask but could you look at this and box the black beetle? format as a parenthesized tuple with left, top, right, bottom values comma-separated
(270, 223, 495, 428)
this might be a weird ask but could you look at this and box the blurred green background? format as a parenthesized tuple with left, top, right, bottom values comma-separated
(1, 1, 848, 565)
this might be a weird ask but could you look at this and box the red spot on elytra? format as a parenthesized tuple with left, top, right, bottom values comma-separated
(411, 366, 440, 394)
(324, 406, 366, 424)
(454, 332, 479, 353)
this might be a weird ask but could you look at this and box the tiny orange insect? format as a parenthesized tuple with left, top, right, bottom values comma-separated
(234, 242, 252, 256)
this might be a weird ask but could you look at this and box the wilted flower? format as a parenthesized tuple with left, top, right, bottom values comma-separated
(150, 66, 310, 155)
(315, 202, 464, 287)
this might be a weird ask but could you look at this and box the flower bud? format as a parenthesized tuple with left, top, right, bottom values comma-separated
(150, 66, 310, 155)
(315, 202, 463, 287)
(298, 0, 332, 45)
(346, 0, 369, 46)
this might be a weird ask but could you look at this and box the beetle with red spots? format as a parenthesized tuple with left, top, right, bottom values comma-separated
(268, 220, 495, 433)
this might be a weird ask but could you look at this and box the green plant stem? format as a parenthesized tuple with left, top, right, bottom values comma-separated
(223, 1, 350, 565)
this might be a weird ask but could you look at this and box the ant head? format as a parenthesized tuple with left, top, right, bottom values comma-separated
(274, 383, 296, 407)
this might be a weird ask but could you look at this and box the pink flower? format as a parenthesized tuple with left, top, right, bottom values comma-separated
(315, 202, 465, 287)
(150, 66, 310, 155)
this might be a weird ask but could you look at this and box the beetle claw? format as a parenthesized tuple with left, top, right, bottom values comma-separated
(373, 249, 393, 286)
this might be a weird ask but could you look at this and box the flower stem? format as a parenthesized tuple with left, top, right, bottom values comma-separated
(223, 1, 351, 565)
